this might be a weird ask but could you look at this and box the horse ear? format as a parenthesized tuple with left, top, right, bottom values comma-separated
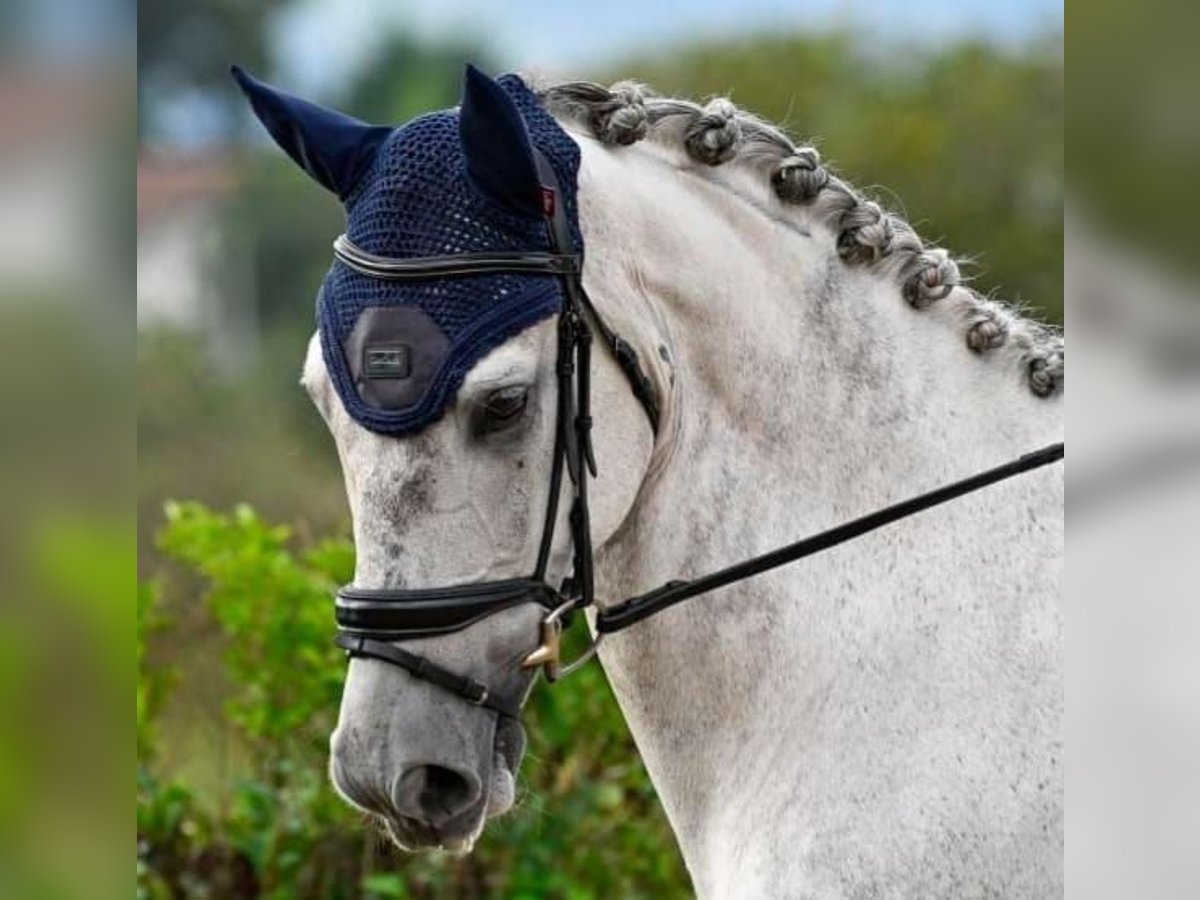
(230, 65, 392, 201)
(458, 64, 542, 219)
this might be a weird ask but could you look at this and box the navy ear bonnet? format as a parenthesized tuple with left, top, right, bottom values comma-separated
(233, 66, 582, 435)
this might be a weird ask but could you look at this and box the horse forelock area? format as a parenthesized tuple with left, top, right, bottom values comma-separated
(533, 75, 1063, 402)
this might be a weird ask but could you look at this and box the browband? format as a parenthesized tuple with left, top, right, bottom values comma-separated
(333, 234, 581, 280)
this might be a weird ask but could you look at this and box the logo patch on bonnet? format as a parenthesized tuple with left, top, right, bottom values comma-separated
(363, 344, 412, 379)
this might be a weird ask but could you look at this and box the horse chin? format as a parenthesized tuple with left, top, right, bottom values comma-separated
(486, 752, 517, 817)
(382, 814, 485, 855)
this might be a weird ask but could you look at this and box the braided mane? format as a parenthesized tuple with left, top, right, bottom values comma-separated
(535, 79, 1064, 398)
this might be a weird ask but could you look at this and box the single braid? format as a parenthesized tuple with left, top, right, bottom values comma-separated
(682, 98, 742, 165)
(901, 249, 961, 309)
(837, 200, 894, 264)
(771, 151, 829, 202)
(1026, 341, 1064, 397)
(962, 294, 1014, 353)
(538, 80, 649, 146)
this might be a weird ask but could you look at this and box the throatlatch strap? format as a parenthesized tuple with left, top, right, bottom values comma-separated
(334, 633, 522, 718)
(575, 286, 661, 435)
(533, 149, 660, 436)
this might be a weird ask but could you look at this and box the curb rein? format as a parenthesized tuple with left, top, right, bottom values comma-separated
(331, 152, 1065, 718)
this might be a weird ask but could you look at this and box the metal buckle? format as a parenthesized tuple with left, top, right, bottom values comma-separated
(520, 598, 603, 682)
(470, 687, 489, 706)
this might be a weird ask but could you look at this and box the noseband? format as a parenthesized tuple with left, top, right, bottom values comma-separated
(332, 151, 1065, 719)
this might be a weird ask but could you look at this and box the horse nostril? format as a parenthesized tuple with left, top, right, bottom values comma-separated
(394, 765, 479, 827)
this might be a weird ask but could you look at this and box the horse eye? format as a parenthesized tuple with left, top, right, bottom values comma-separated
(479, 386, 529, 431)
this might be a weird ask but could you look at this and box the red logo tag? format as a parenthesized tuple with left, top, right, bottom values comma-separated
(540, 186, 556, 217)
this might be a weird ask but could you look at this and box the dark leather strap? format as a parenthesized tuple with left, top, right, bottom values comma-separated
(336, 578, 559, 637)
(333, 235, 579, 280)
(531, 149, 661, 436)
(596, 442, 1066, 633)
(334, 633, 523, 718)
(574, 291, 661, 435)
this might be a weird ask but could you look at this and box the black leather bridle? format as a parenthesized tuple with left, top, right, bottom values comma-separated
(332, 152, 1065, 719)
(333, 151, 659, 717)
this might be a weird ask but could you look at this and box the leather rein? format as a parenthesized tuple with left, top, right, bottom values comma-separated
(331, 152, 1065, 719)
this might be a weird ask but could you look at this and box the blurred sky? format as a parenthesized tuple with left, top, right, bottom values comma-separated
(10, 0, 130, 60)
(273, 0, 1063, 95)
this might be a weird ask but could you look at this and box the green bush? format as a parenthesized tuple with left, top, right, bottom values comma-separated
(139, 503, 689, 898)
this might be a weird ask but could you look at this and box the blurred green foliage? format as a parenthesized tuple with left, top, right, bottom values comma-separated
(0, 297, 130, 897)
(140, 504, 688, 898)
(137, 331, 348, 567)
(1070, 0, 1200, 278)
(0, 514, 131, 900)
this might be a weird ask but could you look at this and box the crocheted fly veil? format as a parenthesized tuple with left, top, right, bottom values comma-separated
(232, 65, 583, 435)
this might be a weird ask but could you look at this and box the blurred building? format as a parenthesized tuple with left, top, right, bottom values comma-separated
(137, 151, 258, 366)
(0, 66, 111, 296)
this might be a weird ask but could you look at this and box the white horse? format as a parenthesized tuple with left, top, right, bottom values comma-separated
(254, 71, 1062, 897)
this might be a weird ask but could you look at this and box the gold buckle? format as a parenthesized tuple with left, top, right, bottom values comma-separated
(521, 599, 603, 682)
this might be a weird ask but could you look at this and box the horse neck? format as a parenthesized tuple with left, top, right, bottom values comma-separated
(577, 138, 1063, 891)
(580, 135, 1061, 586)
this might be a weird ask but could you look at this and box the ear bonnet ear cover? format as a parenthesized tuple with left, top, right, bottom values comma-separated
(231, 65, 393, 200)
(316, 72, 583, 435)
